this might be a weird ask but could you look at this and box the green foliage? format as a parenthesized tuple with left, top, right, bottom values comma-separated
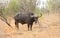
(2, 0, 43, 17)
(47, 0, 60, 12)
(19, 0, 36, 13)
(34, 9, 43, 16)
(9, 0, 19, 12)
(4, 0, 19, 16)
(47, 0, 54, 11)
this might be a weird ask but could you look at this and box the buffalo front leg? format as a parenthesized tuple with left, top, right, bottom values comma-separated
(30, 24, 33, 31)
(30, 25, 32, 31)
(28, 23, 33, 31)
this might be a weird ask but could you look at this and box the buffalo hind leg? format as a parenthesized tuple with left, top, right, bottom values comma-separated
(28, 24, 30, 31)
(15, 21, 19, 29)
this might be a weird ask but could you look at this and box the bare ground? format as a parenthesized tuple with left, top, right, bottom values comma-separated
(0, 13, 60, 38)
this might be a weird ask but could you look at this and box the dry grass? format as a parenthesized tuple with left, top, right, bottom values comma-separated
(0, 13, 60, 38)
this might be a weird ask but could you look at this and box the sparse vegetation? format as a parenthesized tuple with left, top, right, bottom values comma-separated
(0, 0, 60, 38)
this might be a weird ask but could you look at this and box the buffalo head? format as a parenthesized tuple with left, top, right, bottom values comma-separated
(30, 13, 42, 24)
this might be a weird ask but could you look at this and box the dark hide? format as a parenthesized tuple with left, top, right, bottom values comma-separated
(14, 13, 38, 31)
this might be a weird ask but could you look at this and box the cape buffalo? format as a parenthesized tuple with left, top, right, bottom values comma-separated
(14, 12, 42, 31)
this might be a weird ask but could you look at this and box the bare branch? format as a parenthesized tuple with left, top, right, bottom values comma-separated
(0, 3, 12, 27)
